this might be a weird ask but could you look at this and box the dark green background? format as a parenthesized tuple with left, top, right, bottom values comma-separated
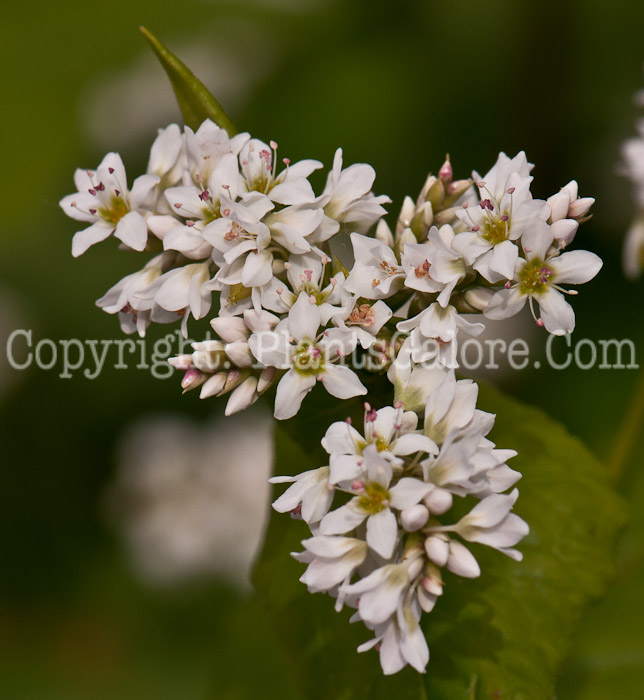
(1, 0, 643, 697)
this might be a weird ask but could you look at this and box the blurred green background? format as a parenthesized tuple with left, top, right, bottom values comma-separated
(1, 0, 644, 697)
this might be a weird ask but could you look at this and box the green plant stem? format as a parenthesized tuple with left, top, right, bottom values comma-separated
(608, 367, 644, 484)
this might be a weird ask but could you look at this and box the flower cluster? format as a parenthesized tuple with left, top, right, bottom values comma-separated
(61, 120, 602, 674)
(621, 78, 644, 278)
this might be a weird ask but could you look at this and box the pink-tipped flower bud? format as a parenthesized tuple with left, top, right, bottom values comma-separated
(225, 341, 254, 368)
(168, 354, 193, 371)
(438, 156, 452, 184)
(199, 372, 227, 399)
(181, 368, 207, 392)
(568, 196, 595, 220)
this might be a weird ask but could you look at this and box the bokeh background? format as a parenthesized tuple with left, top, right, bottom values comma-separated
(1, 0, 644, 697)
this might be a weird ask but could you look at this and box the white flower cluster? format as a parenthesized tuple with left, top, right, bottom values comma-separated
(61, 120, 602, 674)
(275, 389, 525, 674)
(621, 79, 644, 278)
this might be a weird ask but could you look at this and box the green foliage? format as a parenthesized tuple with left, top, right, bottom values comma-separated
(140, 26, 237, 134)
(252, 383, 625, 700)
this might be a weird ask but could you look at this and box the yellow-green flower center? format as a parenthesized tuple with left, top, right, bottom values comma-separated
(518, 258, 554, 295)
(482, 215, 509, 245)
(293, 341, 324, 375)
(357, 482, 390, 515)
(99, 195, 129, 225)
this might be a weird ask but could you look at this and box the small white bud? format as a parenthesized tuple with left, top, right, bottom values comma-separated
(424, 535, 449, 567)
(210, 316, 249, 343)
(199, 372, 227, 399)
(423, 487, 453, 515)
(225, 341, 254, 368)
(401, 504, 430, 531)
(446, 540, 480, 578)
(225, 376, 258, 415)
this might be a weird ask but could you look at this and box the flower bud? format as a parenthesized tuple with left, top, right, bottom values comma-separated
(423, 486, 453, 515)
(462, 286, 495, 312)
(225, 376, 258, 415)
(424, 535, 449, 566)
(199, 371, 227, 399)
(401, 504, 430, 531)
(181, 368, 207, 392)
(547, 190, 570, 223)
(168, 354, 193, 371)
(446, 540, 480, 578)
(210, 316, 249, 343)
(258, 366, 277, 393)
(225, 341, 254, 368)
(551, 218, 579, 248)
(568, 196, 594, 220)
(192, 349, 225, 373)
(438, 156, 453, 184)
(375, 219, 394, 247)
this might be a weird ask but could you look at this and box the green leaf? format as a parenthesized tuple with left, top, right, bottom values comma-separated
(140, 26, 237, 134)
(252, 381, 624, 699)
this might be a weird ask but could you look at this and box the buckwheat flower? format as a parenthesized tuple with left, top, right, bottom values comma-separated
(295, 535, 368, 593)
(357, 598, 429, 674)
(158, 152, 243, 259)
(453, 488, 529, 560)
(184, 119, 250, 186)
(270, 467, 334, 524)
(96, 251, 176, 336)
(312, 148, 390, 242)
(260, 252, 351, 323)
(397, 303, 484, 369)
(405, 225, 466, 307)
(319, 445, 432, 558)
(453, 151, 549, 281)
(322, 404, 437, 484)
(60, 152, 160, 257)
(344, 233, 405, 299)
(331, 299, 393, 349)
(248, 293, 367, 419)
(238, 138, 322, 205)
(207, 194, 324, 291)
(485, 221, 602, 334)
(146, 262, 214, 336)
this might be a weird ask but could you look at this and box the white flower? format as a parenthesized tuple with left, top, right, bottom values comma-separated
(184, 119, 250, 186)
(60, 152, 159, 257)
(238, 138, 322, 205)
(260, 252, 351, 323)
(403, 225, 466, 307)
(295, 535, 368, 594)
(453, 151, 549, 282)
(248, 293, 367, 419)
(485, 221, 603, 335)
(397, 303, 484, 369)
(319, 445, 432, 558)
(321, 404, 437, 484)
(344, 233, 405, 299)
(453, 488, 529, 560)
(270, 467, 334, 524)
(546, 180, 594, 249)
(96, 252, 175, 336)
(147, 123, 186, 188)
(312, 148, 390, 242)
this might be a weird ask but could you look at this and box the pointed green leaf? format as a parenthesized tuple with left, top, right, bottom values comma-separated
(140, 26, 237, 134)
(252, 382, 624, 699)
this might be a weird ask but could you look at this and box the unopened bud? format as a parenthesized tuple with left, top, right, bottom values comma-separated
(181, 368, 207, 392)
(199, 372, 227, 399)
(444, 178, 473, 206)
(401, 504, 430, 531)
(546, 190, 571, 223)
(446, 540, 480, 578)
(424, 535, 449, 566)
(258, 366, 277, 393)
(423, 486, 453, 514)
(551, 218, 579, 247)
(210, 315, 249, 343)
(426, 179, 446, 212)
(225, 376, 258, 415)
(375, 219, 394, 247)
(462, 286, 495, 312)
(225, 341, 254, 368)
(410, 201, 433, 241)
(438, 155, 452, 184)
(168, 354, 193, 371)
(568, 196, 594, 220)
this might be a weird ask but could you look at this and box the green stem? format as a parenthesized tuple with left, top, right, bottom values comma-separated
(607, 366, 644, 484)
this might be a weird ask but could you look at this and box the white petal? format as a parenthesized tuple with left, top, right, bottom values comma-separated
(537, 288, 575, 335)
(551, 250, 603, 284)
(114, 211, 148, 251)
(319, 503, 367, 535)
(71, 221, 114, 257)
(484, 288, 526, 320)
(288, 292, 321, 341)
(274, 370, 316, 419)
(489, 239, 519, 279)
(366, 509, 398, 558)
(389, 478, 433, 510)
(321, 365, 367, 400)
